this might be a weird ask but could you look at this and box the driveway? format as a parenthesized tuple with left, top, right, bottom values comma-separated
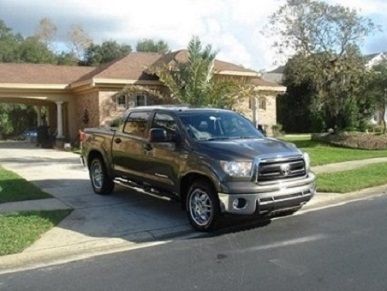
(0, 141, 191, 252)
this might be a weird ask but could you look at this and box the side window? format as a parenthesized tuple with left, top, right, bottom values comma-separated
(152, 112, 178, 138)
(123, 112, 150, 138)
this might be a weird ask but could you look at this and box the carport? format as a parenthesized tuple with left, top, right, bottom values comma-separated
(0, 63, 95, 141)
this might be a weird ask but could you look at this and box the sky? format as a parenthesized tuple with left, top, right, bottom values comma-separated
(0, 0, 386, 72)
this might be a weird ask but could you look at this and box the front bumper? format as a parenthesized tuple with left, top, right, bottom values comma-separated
(218, 173, 316, 215)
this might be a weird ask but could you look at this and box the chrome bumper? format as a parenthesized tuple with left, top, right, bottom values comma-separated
(218, 173, 316, 215)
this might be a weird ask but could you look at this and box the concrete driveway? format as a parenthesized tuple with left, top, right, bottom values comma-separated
(0, 141, 191, 253)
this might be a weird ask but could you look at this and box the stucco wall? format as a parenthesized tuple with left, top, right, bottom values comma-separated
(98, 86, 175, 126)
(68, 90, 100, 141)
(233, 94, 277, 135)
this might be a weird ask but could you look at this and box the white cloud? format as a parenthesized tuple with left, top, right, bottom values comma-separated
(0, 0, 386, 70)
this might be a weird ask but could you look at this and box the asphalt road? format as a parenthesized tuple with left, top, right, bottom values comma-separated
(2, 195, 387, 291)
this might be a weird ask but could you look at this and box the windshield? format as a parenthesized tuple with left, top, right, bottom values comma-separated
(178, 111, 264, 141)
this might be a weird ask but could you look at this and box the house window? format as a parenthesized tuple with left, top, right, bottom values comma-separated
(259, 97, 267, 111)
(136, 94, 147, 107)
(116, 95, 126, 108)
(116, 93, 148, 109)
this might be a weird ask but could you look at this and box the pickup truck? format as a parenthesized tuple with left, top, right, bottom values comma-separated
(81, 106, 316, 231)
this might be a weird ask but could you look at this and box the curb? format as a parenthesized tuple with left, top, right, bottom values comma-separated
(0, 225, 194, 275)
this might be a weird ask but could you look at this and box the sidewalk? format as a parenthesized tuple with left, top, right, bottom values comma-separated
(0, 141, 387, 273)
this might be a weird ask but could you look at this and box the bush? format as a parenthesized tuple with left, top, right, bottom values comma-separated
(272, 123, 284, 137)
(312, 132, 387, 150)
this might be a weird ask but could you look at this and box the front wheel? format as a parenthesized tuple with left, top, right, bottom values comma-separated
(89, 157, 114, 195)
(186, 180, 220, 231)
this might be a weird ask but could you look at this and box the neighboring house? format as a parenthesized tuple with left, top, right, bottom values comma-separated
(365, 52, 387, 125)
(0, 50, 285, 142)
(262, 66, 285, 84)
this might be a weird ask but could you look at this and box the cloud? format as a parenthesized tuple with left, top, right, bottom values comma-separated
(0, 0, 386, 70)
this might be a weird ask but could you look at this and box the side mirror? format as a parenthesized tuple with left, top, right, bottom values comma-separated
(149, 128, 169, 143)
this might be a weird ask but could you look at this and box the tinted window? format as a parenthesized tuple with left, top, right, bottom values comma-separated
(152, 112, 178, 139)
(178, 111, 263, 141)
(123, 112, 150, 138)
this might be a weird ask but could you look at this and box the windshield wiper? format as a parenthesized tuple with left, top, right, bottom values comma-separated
(203, 137, 234, 141)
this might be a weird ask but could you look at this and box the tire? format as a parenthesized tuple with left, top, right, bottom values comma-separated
(89, 157, 114, 195)
(186, 179, 220, 231)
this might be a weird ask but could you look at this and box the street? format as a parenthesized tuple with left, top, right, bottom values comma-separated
(1, 194, 387, 291)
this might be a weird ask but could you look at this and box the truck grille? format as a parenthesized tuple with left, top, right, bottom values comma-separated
(257, 158, 306, 183)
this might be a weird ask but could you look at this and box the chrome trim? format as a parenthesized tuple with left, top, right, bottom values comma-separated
(254, 154, 306, 183)
(218, 173, 316, 215)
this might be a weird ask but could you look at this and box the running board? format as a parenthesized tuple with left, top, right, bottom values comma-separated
(114, 177, 174, 202)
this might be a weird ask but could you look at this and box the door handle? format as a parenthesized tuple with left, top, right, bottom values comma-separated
(114, 138, 122, 144)
(144, 143, 152, 151)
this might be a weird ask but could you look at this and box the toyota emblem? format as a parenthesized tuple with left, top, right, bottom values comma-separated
(280, 164, 291, 176)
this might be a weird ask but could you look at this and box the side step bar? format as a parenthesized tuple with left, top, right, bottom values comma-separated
(114, 177, 176, 202)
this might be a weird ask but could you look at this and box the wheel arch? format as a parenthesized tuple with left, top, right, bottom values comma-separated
(179, 172, 219, 207)
(87, 149, 113, 178)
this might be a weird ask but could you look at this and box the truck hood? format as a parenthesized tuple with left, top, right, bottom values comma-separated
(197, 138, 302, 161)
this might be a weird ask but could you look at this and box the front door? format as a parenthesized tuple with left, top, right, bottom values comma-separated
(145, 111, 186, 193)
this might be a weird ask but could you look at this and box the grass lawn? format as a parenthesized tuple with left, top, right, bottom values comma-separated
(317, 162, 387, 193)
(280, 134, 387, 166)
(0, 210, 71, 256)
(0, 166, 51, 203)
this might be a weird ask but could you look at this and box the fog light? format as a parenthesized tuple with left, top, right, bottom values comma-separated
(232, 198, 247, 209)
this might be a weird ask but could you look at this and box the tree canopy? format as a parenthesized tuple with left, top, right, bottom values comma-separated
(269, 0, 376, 131)
(84, 41, 132, 65)
(136, 39, 169, 54)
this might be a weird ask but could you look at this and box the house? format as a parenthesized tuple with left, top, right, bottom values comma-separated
(262, 65, 285, 84)
(365, 52, 387, 125)
(0, 50, 285, 143)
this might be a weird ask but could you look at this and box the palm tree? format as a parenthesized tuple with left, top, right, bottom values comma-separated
(154, 36, 237, 108)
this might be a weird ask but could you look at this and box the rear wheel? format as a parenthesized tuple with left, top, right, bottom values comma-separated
(186, 180, 220, 231)
(89, 157, 114, 195)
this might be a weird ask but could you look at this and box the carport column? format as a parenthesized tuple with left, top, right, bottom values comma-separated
(56, 101, 64, 139)
(35, 106, 42, 127)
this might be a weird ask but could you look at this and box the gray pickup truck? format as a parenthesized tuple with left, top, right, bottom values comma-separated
(81, 106, 316, 231)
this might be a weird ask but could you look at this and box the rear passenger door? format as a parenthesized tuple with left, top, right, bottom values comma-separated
(112, 111, 152, 182)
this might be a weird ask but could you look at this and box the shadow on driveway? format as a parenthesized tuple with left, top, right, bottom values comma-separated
(0, 141, 273, 250)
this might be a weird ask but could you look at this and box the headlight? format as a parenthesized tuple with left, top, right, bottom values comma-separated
(303, 152, 311, 172)
(220, 161, 252, 177)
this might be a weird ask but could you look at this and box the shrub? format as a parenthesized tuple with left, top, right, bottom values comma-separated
(272, 123, 284, 137)
(312, 132, 387, 150)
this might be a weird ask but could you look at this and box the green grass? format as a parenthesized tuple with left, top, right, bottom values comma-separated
(280, 134, 387, 166)
(0, 210, 72, 256)
(0, 166, 51, 203)
(317, 162, 387, 193)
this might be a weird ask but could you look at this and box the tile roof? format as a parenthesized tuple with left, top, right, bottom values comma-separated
(251, 77, 284, 88)
(0, 50, 262, 86)
(76, 52, 161, 83)
(152, 50, 258, 75)
(0, 63, 95, 84)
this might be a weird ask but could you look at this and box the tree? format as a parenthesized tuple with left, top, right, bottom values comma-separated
(18, 36, 57, 64)
(68, 25, 92, 61)
(154, 36, 238, 107)
(0, 104, 36, 139)
(35, 17, 57, 46)
(84, 41, 132, 65)
(369, 61, 387, 133)
(267, 0, 376, 131)
(136, 39, 169, 54)
(0, 20, 23, 62)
